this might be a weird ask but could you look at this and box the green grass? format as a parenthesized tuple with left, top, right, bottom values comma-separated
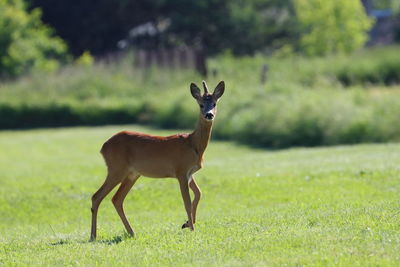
(1, 125, 400, 265)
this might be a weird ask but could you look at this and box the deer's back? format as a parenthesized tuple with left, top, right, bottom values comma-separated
(101, 131, 199, 178)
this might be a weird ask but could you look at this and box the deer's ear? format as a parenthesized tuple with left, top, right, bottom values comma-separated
(213, 81, 225, 99)
(190, 83, 202, 100)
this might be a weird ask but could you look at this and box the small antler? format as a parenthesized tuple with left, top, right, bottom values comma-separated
(202, 81, 209, 94)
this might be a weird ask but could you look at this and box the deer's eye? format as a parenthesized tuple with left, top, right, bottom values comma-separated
(200, 104, 204, 108)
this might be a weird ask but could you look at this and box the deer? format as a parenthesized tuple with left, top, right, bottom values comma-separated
(90, 80, 225, 241)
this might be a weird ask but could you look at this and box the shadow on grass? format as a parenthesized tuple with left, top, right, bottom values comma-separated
(98, 234, 133, 245)
(50, 233, 133, 246)
(50, 239, 71, 246)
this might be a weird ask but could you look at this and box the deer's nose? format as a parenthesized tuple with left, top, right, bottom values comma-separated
(205, 113, 214, 120)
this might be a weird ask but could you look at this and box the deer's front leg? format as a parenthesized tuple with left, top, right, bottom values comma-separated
(178, 178, 194, 231)
(189, 177, 201, 224)
(182, 177, 202, 229)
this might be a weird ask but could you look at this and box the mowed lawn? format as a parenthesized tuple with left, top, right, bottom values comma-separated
(0, 125, 399, 266)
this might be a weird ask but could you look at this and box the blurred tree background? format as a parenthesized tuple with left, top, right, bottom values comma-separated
(0, 0, 67, 78)
(28, 0, 297, 56)
(0, 0, 397, 76)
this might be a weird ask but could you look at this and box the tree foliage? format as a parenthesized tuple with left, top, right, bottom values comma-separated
(29, 0, 163, 56)
(228, 0, 299, 55)
(22, 0, 375, 59)
(0, 0, 68, 77)
(30, 0, 295, 56)
(293, 0, 373, 56)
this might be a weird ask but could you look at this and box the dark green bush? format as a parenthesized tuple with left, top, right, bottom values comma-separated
(330, 47, 400, 86)
(337, 59, 400, 86)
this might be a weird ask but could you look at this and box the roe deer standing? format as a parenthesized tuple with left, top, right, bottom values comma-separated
(90, 81, 225, 241)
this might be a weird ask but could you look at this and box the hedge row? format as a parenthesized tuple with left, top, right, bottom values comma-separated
(2, 87, 400, 149)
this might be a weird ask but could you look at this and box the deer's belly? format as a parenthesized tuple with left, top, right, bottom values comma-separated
(131, 160, 176, 178)
(130, 155, 200, 179)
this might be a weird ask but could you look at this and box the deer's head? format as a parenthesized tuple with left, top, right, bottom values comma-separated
(190, 81, 225, 121)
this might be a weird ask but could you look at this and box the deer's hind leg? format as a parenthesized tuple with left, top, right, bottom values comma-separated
(90, 169, 128, 241)
(112, 172, 140, 237)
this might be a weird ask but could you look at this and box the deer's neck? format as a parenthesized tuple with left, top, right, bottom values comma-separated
(189, 115, 213, 157)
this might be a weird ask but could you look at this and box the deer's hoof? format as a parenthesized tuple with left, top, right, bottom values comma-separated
(181, 221, 189, 229)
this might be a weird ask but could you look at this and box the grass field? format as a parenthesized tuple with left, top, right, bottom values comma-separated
(1, 125, 400, 266)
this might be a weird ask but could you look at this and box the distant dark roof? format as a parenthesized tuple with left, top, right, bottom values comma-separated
(370, 9, 392, 18)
